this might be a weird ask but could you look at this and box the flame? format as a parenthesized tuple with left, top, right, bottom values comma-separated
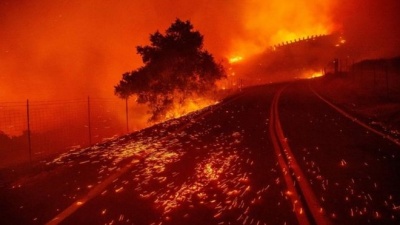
(5, 0, 399, 138)
(227, 0, 338, 58)
(165, 97, 216, 120)
(229, 56, 243, 64)
(308, 71, 324, 79)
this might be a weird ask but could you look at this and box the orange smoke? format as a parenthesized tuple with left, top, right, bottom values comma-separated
(1, 0, 399, 133)
(227, 0, 337, 59)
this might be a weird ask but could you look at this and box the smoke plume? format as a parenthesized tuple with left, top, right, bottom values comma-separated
(0, 0, 398, 101)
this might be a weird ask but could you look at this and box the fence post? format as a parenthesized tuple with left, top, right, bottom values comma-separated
(385, 63, 389, 97)
(126, 98, 129, 133)
(359, 63, 363, 85)
(373, 64, 376, 92)
(87, 96, 92, 146)
(26, 99, 32, 164)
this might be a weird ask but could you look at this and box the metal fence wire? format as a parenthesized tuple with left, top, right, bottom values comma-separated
(0, 97, 131, 167)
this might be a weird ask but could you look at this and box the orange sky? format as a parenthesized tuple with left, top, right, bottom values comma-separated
(0, 0, 399, 101)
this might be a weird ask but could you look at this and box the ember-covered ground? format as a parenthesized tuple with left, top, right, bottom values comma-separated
(1, 80, 400, 225)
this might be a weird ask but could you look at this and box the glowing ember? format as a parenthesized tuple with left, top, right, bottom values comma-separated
(335, 36, 347, 47)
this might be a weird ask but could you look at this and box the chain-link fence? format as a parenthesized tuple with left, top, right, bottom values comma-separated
(0, 97, 135, 167)
(349, 59, 400, 97)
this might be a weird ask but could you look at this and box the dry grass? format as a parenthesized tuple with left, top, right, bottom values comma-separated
(312, 70, 400, 136)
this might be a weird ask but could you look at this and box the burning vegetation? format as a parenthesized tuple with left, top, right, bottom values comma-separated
(223, 33, 349, 87)
(114, 19, 225, 122)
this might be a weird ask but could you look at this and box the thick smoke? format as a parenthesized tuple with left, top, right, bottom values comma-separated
(335, 0, 400, 60)
(0, 0, 399, 101)
(229, 0, 337, 58)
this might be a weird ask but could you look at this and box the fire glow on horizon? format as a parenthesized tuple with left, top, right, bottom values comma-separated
(1, 0, 399, 133)
(0, 0, 340, 101)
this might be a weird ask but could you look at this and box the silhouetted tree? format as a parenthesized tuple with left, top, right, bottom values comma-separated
(115, 19, 225, 121)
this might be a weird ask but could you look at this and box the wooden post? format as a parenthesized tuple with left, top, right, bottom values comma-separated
(385, 64, 389, 97)
(373, 64, 376, 92)
(125, 98, 129, 133)
(87, 96, 92, 146)
(26, 99, 32, 164)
